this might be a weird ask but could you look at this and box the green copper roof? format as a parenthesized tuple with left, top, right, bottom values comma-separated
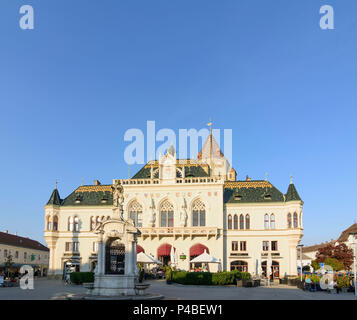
(132, 161, 209, 179)
(224, 181, 285, 203)
(46, 188, 62, 206)
(61, 186, 113, 206)
(285, 183, 302, 201)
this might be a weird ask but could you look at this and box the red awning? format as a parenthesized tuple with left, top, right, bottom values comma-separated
(190, 244, 209, 256)
(137, 245, 145, 254)
(157, 243, 172, 256)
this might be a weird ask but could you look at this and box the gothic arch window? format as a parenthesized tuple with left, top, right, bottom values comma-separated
(287, 213, 292, 229)
(68, 217, 74, 231)
(129, 200, 143, 227)
(96, 216, 101, 225)
(90, 217, 95, 231)
(74, 217, 79, 232)
(228, 215, 232, 230)
(233, 215, 238, 230)
(105, 239, 125, 274)
(160, 200, 174, 227)
(107, 216, 110, 221)
(239, 214, 244, 230)
(293, 212, 298, 228)
(245, 214, 250, 230)
(192, 199, 206, 227)
(264, 214, 269, 229)
(299, 212, 302, 227)
(270, 214, 275, 229)
(53, 216, 58, 231)
(46, 216, 52, 231)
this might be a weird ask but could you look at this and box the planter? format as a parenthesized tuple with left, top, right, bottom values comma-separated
(341, 287, 348, 293)
(135, 283, 150, 296)
(236, 280, 243, 287)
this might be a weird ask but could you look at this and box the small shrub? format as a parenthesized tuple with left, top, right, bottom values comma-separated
(70, 272, 94, 285)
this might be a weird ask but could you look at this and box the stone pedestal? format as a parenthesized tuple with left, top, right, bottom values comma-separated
(91, 274, 136, 296)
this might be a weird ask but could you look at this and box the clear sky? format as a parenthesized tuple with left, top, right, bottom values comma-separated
(0, 0, 356, 246)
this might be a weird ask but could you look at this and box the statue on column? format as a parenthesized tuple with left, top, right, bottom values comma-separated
(180, 196, 188, 227)
(112, 180, 124, 219)
(148, 196, 156, 227)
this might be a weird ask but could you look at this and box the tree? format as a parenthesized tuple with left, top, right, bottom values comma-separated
(315, 243, 353, 270)
(4, 254, 14, 278)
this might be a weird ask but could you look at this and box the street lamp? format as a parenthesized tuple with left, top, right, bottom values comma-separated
(349, 231, 357, 297)
(297, 244, 304, 282)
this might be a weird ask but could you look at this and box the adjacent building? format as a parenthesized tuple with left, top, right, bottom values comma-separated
(0, 231, 49, 276)
(44, 134, 304, 279)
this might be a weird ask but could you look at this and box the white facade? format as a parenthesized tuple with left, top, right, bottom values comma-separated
(44, 138, 303, 279)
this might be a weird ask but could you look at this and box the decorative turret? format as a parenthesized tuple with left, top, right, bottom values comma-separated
(46, 188, 61, 206)
(285, 180, 302, 202)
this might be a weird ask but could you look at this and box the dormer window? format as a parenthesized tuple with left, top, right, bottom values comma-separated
(264, 194, 271, 200)
(101, 194, 108, 204)
(233, 190, 242, 201)
(74, 195, 82, 204)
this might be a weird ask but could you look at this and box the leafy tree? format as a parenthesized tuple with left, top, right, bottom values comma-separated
(324, 258, 345, 271)
(4, 254, 14, 278)
(315, 243, 353, 270)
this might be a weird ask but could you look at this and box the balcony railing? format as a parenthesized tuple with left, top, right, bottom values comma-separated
(119, 177, 222, 185)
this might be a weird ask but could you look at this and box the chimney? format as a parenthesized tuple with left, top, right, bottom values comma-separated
(94, 180, 101, 186)
(4, 230, 8, 233)
(246, 175, 251, 181)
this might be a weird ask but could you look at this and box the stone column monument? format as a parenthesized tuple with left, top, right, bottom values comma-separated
(89, 180, 141, 296)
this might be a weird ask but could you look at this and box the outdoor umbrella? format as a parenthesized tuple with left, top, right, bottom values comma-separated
(170, 246, 176, 268)
(137, 252, 162, 264)
(190, 250, 219, 263)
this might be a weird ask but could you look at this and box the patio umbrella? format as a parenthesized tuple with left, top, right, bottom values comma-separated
(170, 246, 176, 268)
(267, 252, 272, 285)
(137, 252, 162, 264)
(190, 250, 219, 263)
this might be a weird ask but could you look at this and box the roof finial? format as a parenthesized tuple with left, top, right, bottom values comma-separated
(290, 175, 293, 184)
(55, 179, 58, 189)
(81, 178, 84, 186)
(265, 172, 268, 181)
(207, 118, 213, 135)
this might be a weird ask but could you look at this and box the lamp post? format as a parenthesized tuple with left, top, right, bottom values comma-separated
(297, 244, 304, 282)
(349, 232, 357, 297)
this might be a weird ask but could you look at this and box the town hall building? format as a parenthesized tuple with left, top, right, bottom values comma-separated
(44, 133, 303, 279)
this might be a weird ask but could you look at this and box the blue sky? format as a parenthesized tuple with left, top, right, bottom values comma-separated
(0, 0, 356, 246)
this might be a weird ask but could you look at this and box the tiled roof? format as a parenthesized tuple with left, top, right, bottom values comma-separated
(285, 183, 302, 201)
(0, 232, 49, 252)
(337, 223, 357, 242)
(46, 188, 61, 206)
(61, 186, 113, 206)
(132, 160, 209, 179)
(224, 180, 285, 203)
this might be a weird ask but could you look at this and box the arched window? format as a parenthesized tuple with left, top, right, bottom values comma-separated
(270, 214, 275, 229)
(68, 217, 74, 231)
(74, 217, 79, 232)
(105, 239, 125, 274)
(287, 213, 292, 228)
(245, 214, 250, 230)
(129, 201, 143, 227)
(96, 216, 101, 225)
(233, 215, 238, 230)
(293, 212, 298, 228)
(239, 214, 244, 230)
(264, 214, 269, 229)
(160, 200, 174, 227)
(107, 216, 110, 221)
(299, 212, 302, 227)
(230, 260, 248, 272)
(90, 217, 95, 231)
(228, 215, 232, 230)
(192, 199, 206, 227)
(46, 216, 52, 231)
(53, 216, 58, 231)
